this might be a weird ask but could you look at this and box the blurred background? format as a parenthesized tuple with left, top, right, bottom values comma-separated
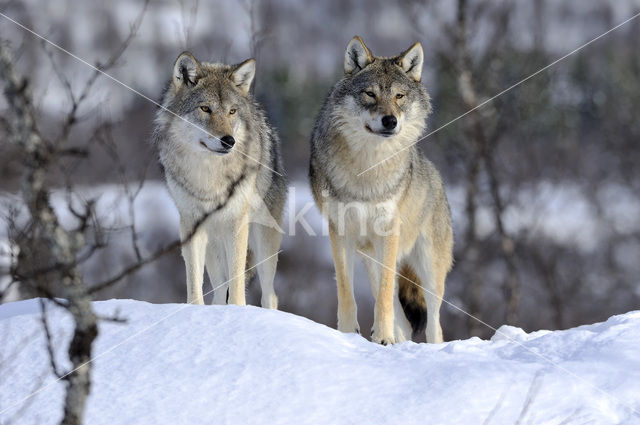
(1, 0, 639, 341)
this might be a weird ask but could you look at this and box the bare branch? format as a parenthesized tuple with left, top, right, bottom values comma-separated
(39, 298, 64, 379)
(54, 0, 150, 146)
(0, 0, 150, 415)
(482, 384, 509, 425)
(93, 119, 148, 263)
(1, 37, 98, 425)
(514, 370, 543, 424)
(88, 199, 228, 294)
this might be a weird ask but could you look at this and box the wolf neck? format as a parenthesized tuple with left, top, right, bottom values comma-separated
(162, 141, 248, 204)
(342, 132, 411, 169)
(326, 130, 414, 202)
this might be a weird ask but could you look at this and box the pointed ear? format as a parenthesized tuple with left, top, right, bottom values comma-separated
(172, 51, 202, 88)
(397, 42, 424, 82)
(344, 36, 373, 75)
(230, 59, 256, 95)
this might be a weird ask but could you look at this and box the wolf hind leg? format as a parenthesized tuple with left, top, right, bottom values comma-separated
(392, 283, 412, 343)
(396, 262, 426, 341)
(180, 216, 208, 305)
(205, 237, 228, 305)
(410, 237, 445, 343)
(250, 223, 282, 309)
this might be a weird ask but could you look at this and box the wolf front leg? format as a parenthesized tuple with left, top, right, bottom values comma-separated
(360, 250, 409, 343)
(371, 221, 400, 345)
(180, 215, 208, 305)
(329, 222, 359, 334)
(226, 212, 250, 306)
(205, 237, 228, 305)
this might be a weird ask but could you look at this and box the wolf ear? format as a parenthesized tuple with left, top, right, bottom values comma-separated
(172, 51, 202, 88)
(397, 42, 424, 82)
(344, 36, 373, 75)
(230, 59, 256, 95)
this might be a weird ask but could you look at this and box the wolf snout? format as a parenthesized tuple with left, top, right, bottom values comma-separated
(220, 135, 236, 149)
(199, 136, 234, 154)
(381, 115, 397, 130)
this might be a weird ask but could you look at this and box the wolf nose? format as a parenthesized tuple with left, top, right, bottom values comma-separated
(220, 135, 235, 149)
(381, 115, 397, 130)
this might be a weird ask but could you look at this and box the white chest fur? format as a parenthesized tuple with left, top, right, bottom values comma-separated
(321, 190, 401, 242)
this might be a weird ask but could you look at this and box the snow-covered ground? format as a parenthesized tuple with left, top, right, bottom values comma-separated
(1, 299, 639, 425)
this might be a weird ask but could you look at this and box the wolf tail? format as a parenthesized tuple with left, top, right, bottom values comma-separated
(397, 262, 427, 337)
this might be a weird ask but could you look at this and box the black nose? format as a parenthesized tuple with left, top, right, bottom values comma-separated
(381, 115, 397, 130)
(220, 135, 235, 149)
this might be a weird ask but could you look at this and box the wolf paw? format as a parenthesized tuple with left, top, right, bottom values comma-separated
(338, 323, 361, 334)
(371, 328, 395, 346)
(261, 294, 278, 310)
(338, 316, 360, 335)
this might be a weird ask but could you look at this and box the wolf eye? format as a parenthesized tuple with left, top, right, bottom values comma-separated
(365, 91, 376, 98)
(200, 106, 211, 113)
(396, 93, 405, 99)
(229, 108, 237, 115)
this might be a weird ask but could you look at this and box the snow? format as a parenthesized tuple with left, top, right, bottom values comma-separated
(1, 299, 639, 424)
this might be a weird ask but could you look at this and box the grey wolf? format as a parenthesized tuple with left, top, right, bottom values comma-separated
(154, 51, 286, 308)
(309, 36, 453, 344)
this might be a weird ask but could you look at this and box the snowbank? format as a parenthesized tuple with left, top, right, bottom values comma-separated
(1, 299, 639, 424)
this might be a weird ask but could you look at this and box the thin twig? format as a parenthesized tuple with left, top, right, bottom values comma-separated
(88, 199, 226, 294)
(514, 370, 543, 425)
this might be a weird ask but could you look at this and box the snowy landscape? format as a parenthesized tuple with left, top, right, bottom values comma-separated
(2, 299, 640, 424)
(2, 0, 640, 424)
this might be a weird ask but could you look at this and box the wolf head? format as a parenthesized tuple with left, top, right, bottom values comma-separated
(160, 51, 256, 155)
(333, 36, 431, 146)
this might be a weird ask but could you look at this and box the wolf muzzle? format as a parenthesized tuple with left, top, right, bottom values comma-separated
(366, 114, 399, 137)
(199, 135, 235, 155)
